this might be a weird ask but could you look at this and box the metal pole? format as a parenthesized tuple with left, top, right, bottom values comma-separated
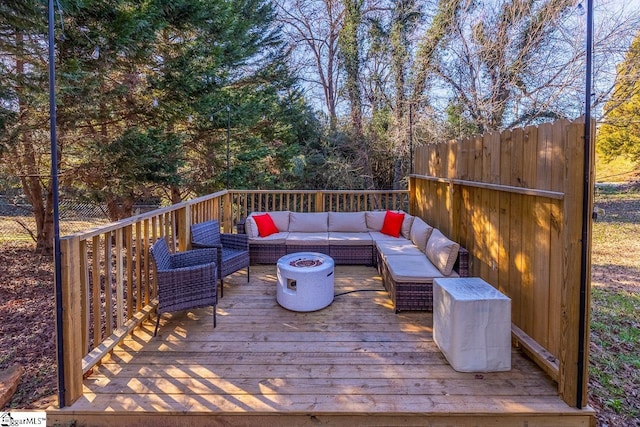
(226, 105, 230, 189)
(48, 0, 65, 408)
(409, 103, 414, 175)
(577, 0, 593, 409)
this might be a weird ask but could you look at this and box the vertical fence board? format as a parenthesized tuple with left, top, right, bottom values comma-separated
(479, 135, 491, 281)
(548, 121, 568, 356)
(520, 126, 538, 334)
(533, 123, 553, 347)
(488, 132, 501, 288)
(498, 130, 512, 297)
(508, 127, 524, 327)
(472, 135, 484, 278)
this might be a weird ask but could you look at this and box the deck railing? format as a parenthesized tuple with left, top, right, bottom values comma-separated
(58, 189, 408, 405)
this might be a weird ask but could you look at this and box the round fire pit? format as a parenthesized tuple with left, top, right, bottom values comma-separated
(276, 252, 335, 312)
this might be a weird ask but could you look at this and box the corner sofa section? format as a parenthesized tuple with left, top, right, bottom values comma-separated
(237, 210, 468, 311)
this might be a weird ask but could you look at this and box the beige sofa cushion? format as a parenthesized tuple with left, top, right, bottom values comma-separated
(286, 232, 329, 245)
(328, 212, 368, 232)
(247, 211, 291, 236)
(369, 231, 411, 243)
(328, 232, 373, 246)
(365, 211, 386, 231)
(248, 232, 288, 245)
(401, 214, 415, 239)
(409, 217, 434, 253)
(245, 216, 259, 238)
(384, 254, 445, 283)
(268, 211, 291, 232)
(289, 212, 329, 232)
(366, 210, 412, 233)
(425, 229, 460, 275)
(376, 241, 424, 258)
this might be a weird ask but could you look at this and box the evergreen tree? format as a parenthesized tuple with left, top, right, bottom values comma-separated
(597, 31, 640, 165)
(0, 0, 317, 250)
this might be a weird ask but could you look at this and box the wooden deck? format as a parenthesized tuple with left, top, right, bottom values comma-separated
(49, 266, 594, 426)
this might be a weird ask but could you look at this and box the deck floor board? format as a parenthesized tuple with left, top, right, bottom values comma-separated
(52, 265, 594, 426)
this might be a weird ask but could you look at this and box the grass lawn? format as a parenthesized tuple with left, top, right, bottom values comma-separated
(589, 182, 640, 426)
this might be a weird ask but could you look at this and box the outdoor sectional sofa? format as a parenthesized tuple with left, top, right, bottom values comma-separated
(237, 210, 469, 311)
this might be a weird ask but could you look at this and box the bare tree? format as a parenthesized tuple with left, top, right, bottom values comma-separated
(274, 0, 344, 129)
(421, 0, 639, 137)
(435, 0, 583, 134)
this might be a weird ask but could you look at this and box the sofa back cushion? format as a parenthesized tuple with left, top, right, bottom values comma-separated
(289, 212, 329, 232)
(246, 211, 290, 237)
(252, 213, 279, 237)
(267, 211, 291, 232)
(400, 214, 415, 239)
(380, 210, 405, 237)
(409, 217, 434, 252)
(329, 211, 368, 232)
(425, 228, 460, 275)
(245, 216, 259, 238)
(365, 211, 386, 231)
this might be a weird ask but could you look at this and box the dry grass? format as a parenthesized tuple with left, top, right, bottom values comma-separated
(0, 216, 109, 244)
(595, 152, 639, 184)
(589, 182, 640, 427)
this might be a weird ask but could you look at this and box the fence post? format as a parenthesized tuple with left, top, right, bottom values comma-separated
(559, 121, 592, 407)
(58, 236, 84, 405)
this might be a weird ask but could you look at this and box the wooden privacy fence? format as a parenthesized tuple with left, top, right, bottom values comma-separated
(58, 189, 408, 405)
(409, 118, 593, 407)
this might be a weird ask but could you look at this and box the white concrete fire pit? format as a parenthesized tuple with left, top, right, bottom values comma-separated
(276, 252, 335, 312)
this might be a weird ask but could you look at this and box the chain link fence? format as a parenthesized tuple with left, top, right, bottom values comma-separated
(0, 195, 159, 245)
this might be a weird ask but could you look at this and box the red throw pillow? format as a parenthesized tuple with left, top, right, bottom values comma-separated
(380, 210, 405, 237)
(252, 213, 279, 237)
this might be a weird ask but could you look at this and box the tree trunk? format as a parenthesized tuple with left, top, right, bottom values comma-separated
(170, 185, 182, 205)
(15, 31, 54, 254)
(105, 197, 134, 222)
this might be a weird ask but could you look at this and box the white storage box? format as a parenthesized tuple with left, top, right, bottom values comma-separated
(433, 277, 511, 372)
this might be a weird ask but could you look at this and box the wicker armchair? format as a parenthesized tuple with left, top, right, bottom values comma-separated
(150, 238, 218, 336)
(190, 219, 250, 298)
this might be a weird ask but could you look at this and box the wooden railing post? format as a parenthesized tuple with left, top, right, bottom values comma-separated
(58, 236, 84, 405)
(315, 192, 324, 212)
(176, 206, 189, 252)
(408, 176, 416, 215)
(223, 191, 233, 233)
